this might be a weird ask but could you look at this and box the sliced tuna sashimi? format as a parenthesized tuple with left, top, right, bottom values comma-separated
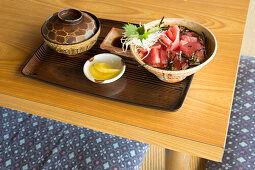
(160, 33, 172, 49)
(180, 35, 198, 43)
(179, 40, 188, 47)
(180, 31, 199, 38)
(151, 42, 162, 49)
(166, 29, 174, 41)
(180, 41, 205, 62)
(167, 25, 180, 51)
(138, 42, 161, 60)
(171, 52, 189, 71)
(139, 25, 206, 71)
(181, 31, 205, 46)
(143, 47, 162, 68)
(170, 25, 179, 41)
(138, 48, 149, 56)
(160, 48, 170, 66)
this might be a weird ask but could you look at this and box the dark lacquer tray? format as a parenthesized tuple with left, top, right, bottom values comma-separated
(22, 18, 194, 111)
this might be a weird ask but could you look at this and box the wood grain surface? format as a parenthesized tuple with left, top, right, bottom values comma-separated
(0, 0, 250, 161)
(141, 145, 166, 170)
(241, 0, 255, 56)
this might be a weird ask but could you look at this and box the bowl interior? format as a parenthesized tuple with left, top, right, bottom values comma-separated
(131, 18, 217, 74)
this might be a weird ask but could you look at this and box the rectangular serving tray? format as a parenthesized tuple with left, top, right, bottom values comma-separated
(22, 18, 194, 111)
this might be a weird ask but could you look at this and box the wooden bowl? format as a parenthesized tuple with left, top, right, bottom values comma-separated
(41, 9, 100, 56)
(130, 18, 217, 83)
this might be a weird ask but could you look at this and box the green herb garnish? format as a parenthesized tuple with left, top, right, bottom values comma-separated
(158, 16, 165, 27)
(123, 16, 164, 41)
(123, 23, 139, 38)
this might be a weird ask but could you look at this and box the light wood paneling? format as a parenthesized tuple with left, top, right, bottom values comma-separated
(241, 0, 255, 56)
(141, 147, 206, 170)
(141, 145, 165, 170)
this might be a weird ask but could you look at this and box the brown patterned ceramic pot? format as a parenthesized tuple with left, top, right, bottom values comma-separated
(41, 9, 100, 55)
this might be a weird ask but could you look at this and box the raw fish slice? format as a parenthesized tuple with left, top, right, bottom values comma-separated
(180, 35, 198, 43)
(143, 47, 163, 68)
(180, 41, 205, 63)
(171, 51, 189, 71)
(180, 32, 200, 43)
(160, 33, 172, 49)
(165, 25, 180, 51)
(160, 48, 170, 66)
(179, 31, 205, 63)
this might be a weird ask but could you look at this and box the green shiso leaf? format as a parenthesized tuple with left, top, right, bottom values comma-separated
(123, 17, 164, 41)
(123, 23, 139, 38)
(138, 32, 150, 41)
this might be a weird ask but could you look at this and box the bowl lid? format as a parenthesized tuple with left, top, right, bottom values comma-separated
(41, 9, 97, 44)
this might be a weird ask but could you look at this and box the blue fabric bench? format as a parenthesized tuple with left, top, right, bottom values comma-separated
(0, 107, 150, 170)
(206, 55, 255, 169)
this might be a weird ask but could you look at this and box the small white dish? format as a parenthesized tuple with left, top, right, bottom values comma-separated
(83, 53, 126, 84)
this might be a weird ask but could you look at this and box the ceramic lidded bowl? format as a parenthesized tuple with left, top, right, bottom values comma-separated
(130, 18, 217, 83)
(41, 9, 100, 55)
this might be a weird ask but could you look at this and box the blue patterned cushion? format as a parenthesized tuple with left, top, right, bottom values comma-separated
(0, 107, 150, 170)
(207, 55, 255, 169)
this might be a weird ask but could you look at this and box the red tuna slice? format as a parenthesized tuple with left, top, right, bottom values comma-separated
(160, 48, 170, 66)
(166, 25, 180, 51)
(160, 48, 181, 67)
(138, 42, 161, 58)
(179, 40, 188, 47)
(180, 32, 199, 43)
(163, 50, 188, 71)
(160, 33, 172, 49)
(151, 42, 161, 49)
(181, 35, 198, 43)
(143, 48, 162, 67)
(170, 25, 179, 41)
(181, 31, 199, 37)
(180, 41, 205, 62)
(138, 48, 149, 56)
(171, 53, 189, 71)
(166, 29, 174, 41)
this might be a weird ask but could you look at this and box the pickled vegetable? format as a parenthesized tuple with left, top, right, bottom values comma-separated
(89, 63, 121, 80)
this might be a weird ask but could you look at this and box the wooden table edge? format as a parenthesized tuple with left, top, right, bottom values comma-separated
(0, 92, 224, 162)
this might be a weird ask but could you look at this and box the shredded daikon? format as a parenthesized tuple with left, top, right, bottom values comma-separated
(121, 30, 164, 60)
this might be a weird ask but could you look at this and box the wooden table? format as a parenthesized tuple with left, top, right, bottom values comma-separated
(0, 0, 250, 162)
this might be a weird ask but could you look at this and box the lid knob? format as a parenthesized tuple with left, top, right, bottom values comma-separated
(58, 9, 82, 24)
